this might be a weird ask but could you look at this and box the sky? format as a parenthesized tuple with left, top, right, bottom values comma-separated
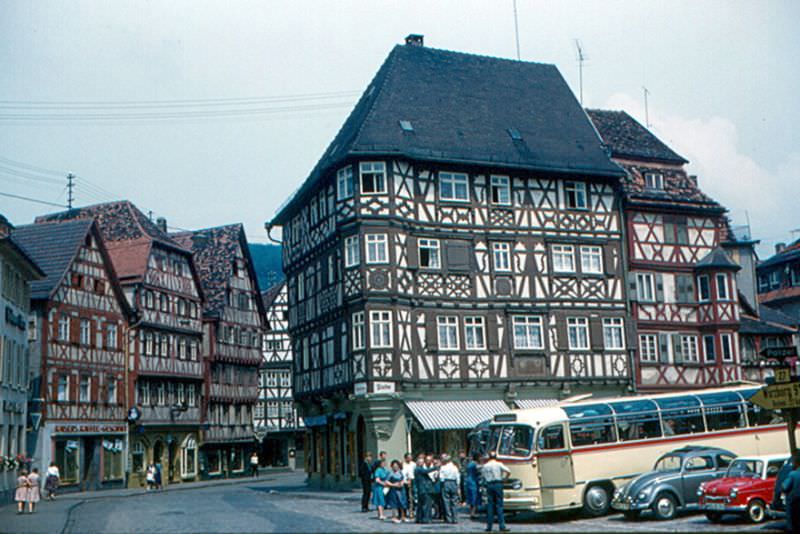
(0, 0, 798, 256)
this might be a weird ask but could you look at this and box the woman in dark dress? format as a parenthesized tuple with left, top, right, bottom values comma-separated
(385, 460, 409, 523)
(465, 452, 482, 518)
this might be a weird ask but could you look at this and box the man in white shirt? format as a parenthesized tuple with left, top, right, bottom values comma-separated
(439, 454, 461, 523)
(402, 453, 416, 519)
(482, 452, 511, 532)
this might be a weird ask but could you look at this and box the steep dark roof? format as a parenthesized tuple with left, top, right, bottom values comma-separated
(1, 237, 44, 281)
(261, 282, 284, 308)
(759, 305, 800, 329)
(586, 109, 688, 164)
(696, 247, 741, 271)
(759, 240, 800, 269)
(272, 44, 623, 224)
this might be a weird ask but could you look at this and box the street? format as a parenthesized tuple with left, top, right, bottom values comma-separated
(0, 471, 790, 533)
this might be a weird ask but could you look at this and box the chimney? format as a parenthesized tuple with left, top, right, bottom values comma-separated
(688, 175, 699, 186)
(156, 217, 167, 233)
(405, 34, 424, 47)
(0, 214, 13, 238)
(776, 242, 786, 254)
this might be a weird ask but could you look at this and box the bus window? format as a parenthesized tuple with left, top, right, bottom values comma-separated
(746, 404, 781, 426)
(656, 396, 705, 435)
(538, 425, 566, 450)
(564, 404, 616, 446)
(699, 392, 745, 431)
(610, 399, 661, 441)
(494, 425, 535, 457)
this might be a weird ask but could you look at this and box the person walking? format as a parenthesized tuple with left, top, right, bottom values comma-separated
(414, 455, 439, 524)
(385, 460, 409, 523)
(44, 462, 60, 500)
(358, 452, 374, 512)
(15, 469, 30, 514)
(26, 468, 41, 514)
(482, 452, 511, 532)
(465, 452, 483, 518)
(372, 458, 390, 521)
(249, 452, 259, 478)
(439, 454, 461, 524)
(145, 464, 156, 491)
(782, 464, 800, 533)
(402, 453, 416, 519)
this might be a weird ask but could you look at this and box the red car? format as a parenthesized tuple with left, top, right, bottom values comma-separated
(699, 454, 789, 523)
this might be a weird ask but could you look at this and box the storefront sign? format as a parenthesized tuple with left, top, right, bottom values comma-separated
(353, 382, 368, 397)
(373, 381, 396, 394)
(53, 424, 127, 435)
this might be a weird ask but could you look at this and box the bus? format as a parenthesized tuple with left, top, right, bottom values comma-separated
(486, 385, 791, 517)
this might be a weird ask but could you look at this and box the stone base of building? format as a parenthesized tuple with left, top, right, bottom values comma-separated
(127, 427, 200, 488)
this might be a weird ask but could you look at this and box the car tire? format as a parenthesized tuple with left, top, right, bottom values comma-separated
(623, 510, 640, 521)
(704, 512, 722, 523)
(746, 499, 767, 523)
(582, 485, 611, 517)
(652, 492, 678, 521)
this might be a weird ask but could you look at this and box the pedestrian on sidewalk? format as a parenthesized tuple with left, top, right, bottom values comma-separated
(249, 452, 259, 478)
(372, 458, 390, 521)
(146, 464, 156, 491)
(15, 469, 30, 514)
(482, 452, 510, 532)
(26, 468, 41, 514)
(439, 454, 460, 524)
(401, 453, 416, 519)
(45, 462, 60, 500)
(155, 463, 163, 490)
(385, 460, 409, 523)
(465, 452, 483, 518)
(358, 452, 374, 512)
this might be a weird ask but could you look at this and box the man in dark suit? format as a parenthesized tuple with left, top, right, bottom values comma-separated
(372, 450, 387, 473)
(358, 452, 374, 512)
(414, 454, 439, 524)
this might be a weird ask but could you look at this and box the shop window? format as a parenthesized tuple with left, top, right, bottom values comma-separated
(231, 448, 244, 472)
(182, 436, 197, 477)
(131, 441, 145, 473)
(102, 439, 124, 480)
(55, 439, 80, 484)
(206, 449, 221, 474)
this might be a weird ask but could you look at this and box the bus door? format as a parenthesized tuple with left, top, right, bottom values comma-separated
(537, 423, 575, 507)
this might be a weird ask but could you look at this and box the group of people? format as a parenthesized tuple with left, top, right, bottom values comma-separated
(15, 462, 60, 514)
(359, 449, 511, 532)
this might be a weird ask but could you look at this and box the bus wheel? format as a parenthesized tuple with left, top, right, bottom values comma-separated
(747, 499, 766, 523)
(704, 512, 721, 523)
(583, 485, 611, 517)
(652, 493, 677, 521)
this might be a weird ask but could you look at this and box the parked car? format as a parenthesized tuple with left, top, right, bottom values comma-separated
(698, 454, 789, 523)
(612, 445, 736, 520)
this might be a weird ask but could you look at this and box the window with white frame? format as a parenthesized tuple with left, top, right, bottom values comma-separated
(181, 436, 197, 477)
(567, 317, 589, 350)
(138, 381, 150, 405)
(58, 316, 70, 342)
(698, 275, 711, 301)
(106, 324, 117, 349)
(365, 234, 388, 264)
(564, 181, 588, 209)
(80, 319, 91, 346)
(639, 334, 658, 362)
(682, 335, 699, 362)
(369, 310, 392, 348)
(580, 246, 603, 274)
(490, 175, 511, 205)
(57, 375, 69, 402)
(279, 372, 291, 388)
(352, 312, 365, 350)
(157, 382, 166, 405)
(492, 242, 512, 272)
(644, 172, 665, 190)
(344, 235, 360, 268)
(636, 272, 655, 302)
(703, 335, 716, 362)
(79, 375, 90, 402)
(464, 316, 486, 350)
(419, 239, 440, 269)
(716, 273, 729, 300)
(437, 316, 459, 350)
(177, 383, 186, 404)
(603, 318, 625, 350)
(359, 161, 386, 194)
(336, 166, 354, 200)
(439, 172, 469, 202)
(187, 384, 196, 407)
(721, 333, 734, 362)
(552, 244, 575, 273)
(512, 316, 543, 350)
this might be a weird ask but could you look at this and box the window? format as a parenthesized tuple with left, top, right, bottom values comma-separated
(365, 234, 388, 264)
(336, 166, 354, 200)
(102, 440, 124, 480)
(565, 404, 617, 446)
(758, 274, 770, 293)
(157, 382, 166, 405)
(769, 271, 780, 289)
(437, 316, 459, 351)
(369, 311, 392, 348)
(344, 236, 360, 268)
(55, 440, 79, 484)
(177, 383, 186, 404)
(603, 318, 625, 350)
(567, 317, 589, 350)
(181, 436, 197, 477)
(538, 425, 566, 450)
(644, 172, 664, 190)
(697, 275, 711, 301)
(352, 312, 365, 350)
(79, 319, 91, 346)
(512, 316, 543, 350)
(419, 239, 440, 269)
(636, 273, 655, 302)
(490, 175, 511, 205)
(657, 396, 705, 436)
(57, 375, 69, 402)
(131, 441, 145, 473)
(187, 384, 196, 407)
(703, 335, 716, 362)
(359, 161, 386, 194)
(681, 335, 700, 362)
(721, 333, 734, 362)
(580, 246, 603, 274)
(79, 376, 90, 403)
(552, 245, 575, 273)
(58, 316, 70, 342)
(700, 392, 745, 432)
(279, 372, 291, 388)
(107, 377, 117, 404)
(464, 316, 486, 350)
(564, 181, 587, 209)
(492, 242, 512, 272)
(716, 273, 729, 300)
(639, 334, 658, 362)
(106, 324, 117, 349)
(611, 399, 662, 441)
(439, 172, 469, 202)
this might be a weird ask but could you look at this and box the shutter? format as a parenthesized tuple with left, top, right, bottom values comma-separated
(659, 334, 671, 363)
(675, 275, 685, 303)
(628, 272, 639, 302)
(686, 276, 695, 303)
(664, 221, 675, 244)
(486, 313, 500, 350)
(555, 314, 569, 350)
(590, 317, 604, 351)
(51, 375, 58, 402)
(672, 333, 684, 364)
(69, 375, 77, 402)
(406, 236, 419, 270)
(603, 245, 617, 276)
(445, 240, 471, 272)
(425, 315, 438, 351)
(655, 273, 665, 303)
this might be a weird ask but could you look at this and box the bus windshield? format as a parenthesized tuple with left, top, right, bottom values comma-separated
(489, 425, 535, 458)
(654, 454, 682, 472)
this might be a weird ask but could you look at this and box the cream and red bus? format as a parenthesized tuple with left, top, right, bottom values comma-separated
(487, 385, 791, 517)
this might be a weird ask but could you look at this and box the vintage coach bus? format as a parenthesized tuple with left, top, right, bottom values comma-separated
(488, 385, 791, 517)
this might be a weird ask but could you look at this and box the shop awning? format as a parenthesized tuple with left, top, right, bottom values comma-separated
(405, 400, 510, 431)
(514, 398, 559, 410)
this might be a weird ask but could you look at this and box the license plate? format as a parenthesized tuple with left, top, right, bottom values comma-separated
(615, 502, 631, 510)
(706, 503, 726, 511)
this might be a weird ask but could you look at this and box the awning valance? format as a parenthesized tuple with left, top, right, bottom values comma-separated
(405, 400, 510, 431)
(514, 398, 559, 410)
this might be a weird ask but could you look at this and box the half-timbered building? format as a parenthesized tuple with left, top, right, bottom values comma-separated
(37, 202, 205, 487)
(588, 109, 743, 390)
(268, 37, 632, 486)
(172, 225, 263, 478)
(12, 220, 131, 491)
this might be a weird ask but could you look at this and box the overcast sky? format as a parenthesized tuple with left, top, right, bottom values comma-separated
(1, 0, 797, 256)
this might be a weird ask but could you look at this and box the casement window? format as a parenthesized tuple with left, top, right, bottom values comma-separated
(464, 316, 486, 350)
(310, 198, 318, 226)
(644, 172, 664, 190)
(138, 381, 151, 405)
(681, 335, 700, 362)
(716, 273, 730, 300)
(79, 376, 91, 403)
(157, 382, 166, 405)
(178, 338, 187, 359)
(580, 246, 603, 274)
(106, 324, 117, 349)
(567, 317, 590, 350)
(58, 316, 70, 342)
(160, 293, 169, 312)
(663, 218, 689, 245)
(721, 333, 734, 362)
(639, 334, 658, 362)
(437, 316, 460, 351)
(365, 234, 388, 264)
(107, 377, 117, 404)
(359, 161, 386, 194)
(703, 335, 716, 362)
(144, 333, 154, 356)
(552, 244, 575, 273)
(57, 375, 69, 402)
(602, 318, 625, 350)
(177, 383, 186, 404)
(490, 175, 511, 205)
(512, 316, 543, 350)
(327, 255, 336, 284)
(344, 236, 360, 268)
(266, 372, 278, 387)
(419, 239, 441, 269)
(791, 267, 800, 287)
(79, 319, 91, 346)
(769, 271, 780, 289)
(563, 181, 587, 209)
(439, 172, 469, 202)
(279, 372, 291, 388)
(187, 384, 196, 407)
(698, 275, 711, 302)
(492, 242, 512, 272)
(145, 290, 154, 309)
(636, 272, 655, 302)
(369, 310, 393, 348)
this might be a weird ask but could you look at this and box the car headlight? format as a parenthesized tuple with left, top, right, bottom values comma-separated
(730, 488, 738, 498)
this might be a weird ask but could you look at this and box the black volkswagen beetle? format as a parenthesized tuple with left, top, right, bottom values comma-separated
(612, 445, 736, 520)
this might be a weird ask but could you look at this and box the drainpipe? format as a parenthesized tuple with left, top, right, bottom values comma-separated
(617, 192, 638, 394)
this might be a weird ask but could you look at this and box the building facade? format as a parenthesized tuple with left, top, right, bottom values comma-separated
(12, 220, 131, 492)
(757, 242, 800, 318)
(269, 39, 632, 487)
(173, 225, 263, 478)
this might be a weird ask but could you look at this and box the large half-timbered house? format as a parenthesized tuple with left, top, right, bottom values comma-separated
(172, 225, 263, 478)
(268, 37, 632, 486)
(12, 220, 131, 492)
(588, 109, 742, 390)
(37, 202, 205, 487)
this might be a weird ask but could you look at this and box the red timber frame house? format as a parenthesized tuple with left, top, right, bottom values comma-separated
(12, 220, 132, 491)
(36, 202, 205, 488)
(589, 110, 742, 390)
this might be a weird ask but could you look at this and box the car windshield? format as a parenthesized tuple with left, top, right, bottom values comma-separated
(654, 454, 682, 472)
(489, 425, 535, 458)
(726, 459, 763, 478)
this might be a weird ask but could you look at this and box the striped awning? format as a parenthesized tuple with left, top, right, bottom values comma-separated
(514, 398, 559, 410)
(405, 400, 510, 431)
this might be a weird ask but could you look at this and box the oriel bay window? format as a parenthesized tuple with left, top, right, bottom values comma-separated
(602, 318, 625, 350)
(439, 172, 469, 202)
(359, 161, 386, 194)
(464, 316, 486, 350)
(698, 275, 711, 301)
(369, 310, 392, 348)
(490, 175, 511, 205)
(512, 316, 543, 350)
(716, 273, 730, 300)
(567, 317, 589, 350)
(437, 316, 459, 350)
(552, 244, 575, 273)
(492, 242, 511, 272)
(365, 234, 388, 264)
(418, 238, 440, 269)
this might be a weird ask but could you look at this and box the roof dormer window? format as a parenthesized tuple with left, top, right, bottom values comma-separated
(644, 172, 664, 190)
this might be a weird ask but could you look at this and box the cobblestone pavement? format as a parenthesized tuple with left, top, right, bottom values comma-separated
(0, 471, 791, 533)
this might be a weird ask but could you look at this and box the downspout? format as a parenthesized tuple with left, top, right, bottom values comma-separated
(617, 192, 638, 394)
(124, 303, 144, 487)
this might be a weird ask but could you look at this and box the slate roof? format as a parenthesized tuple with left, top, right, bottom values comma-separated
(261, 282, 284, 309)
(586, 109, 688, 164)
(759, 239, 800, 269)
(695, 247, 741, 271)
(272, 43, 623, 224)
(1, 236, 44, 281)
(739, 304, 799, 335)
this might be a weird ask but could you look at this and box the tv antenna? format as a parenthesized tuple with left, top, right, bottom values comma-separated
(513, 0, 521, 60)
(574, 40, 587, 105)
(642, 86, 651, 128)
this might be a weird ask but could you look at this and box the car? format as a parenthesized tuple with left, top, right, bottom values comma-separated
(611, 445, 736, 520)
(698, 454, 790, 523)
